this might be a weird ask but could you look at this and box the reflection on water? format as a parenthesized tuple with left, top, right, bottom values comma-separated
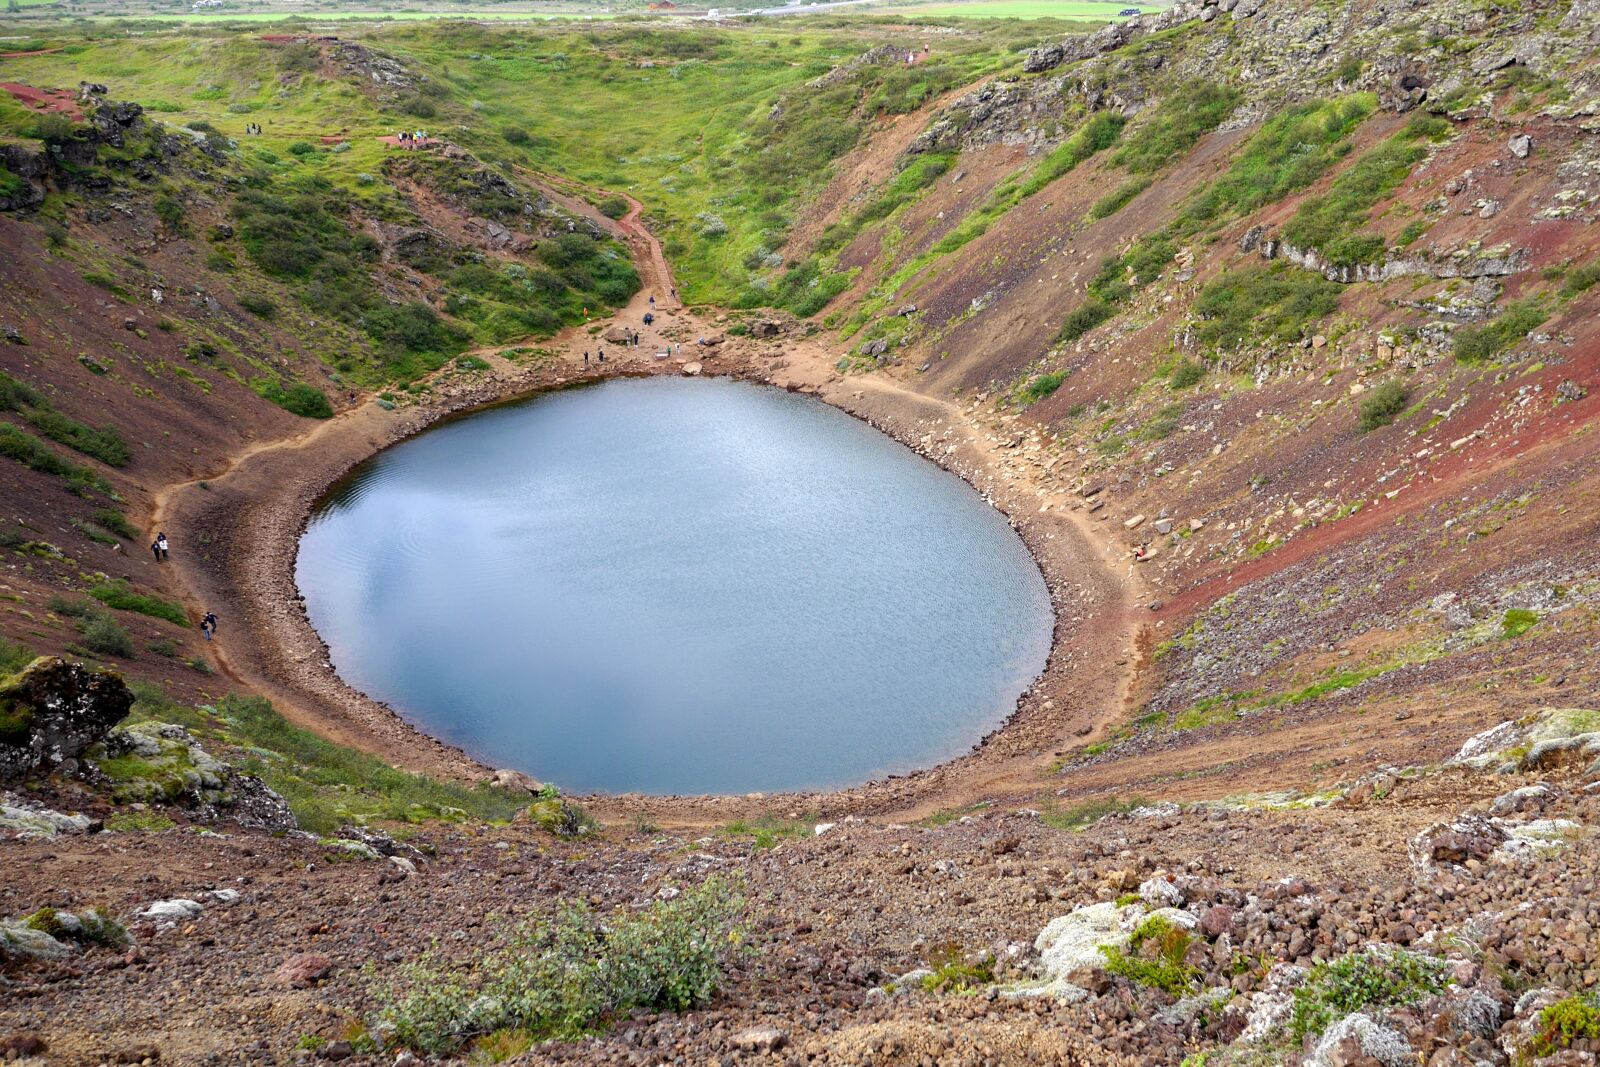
(297, 376, 1053, 795)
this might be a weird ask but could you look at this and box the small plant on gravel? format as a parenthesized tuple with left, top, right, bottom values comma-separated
(1287, 947, 1448, 1042)
(1043, 795, 1147, 831)
(23, 906, 129, 948)
(373, 876, 744, 1053)
(719, 815, 811, 850)
(1356, 380, 1409, 433)
(1526, 995, 1600, 1059)
(105, 810, 177, 833)
(920, 946, 996, 994)
(1099, 915, 1199, 997)
(1016, 370, 1068, 406)
(1501, 608, 1538, 639)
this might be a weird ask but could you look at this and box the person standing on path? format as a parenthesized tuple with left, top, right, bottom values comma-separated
(157, 532, 169, 561)
(200, 611, 218, 641)
(151, 537, 162, 563)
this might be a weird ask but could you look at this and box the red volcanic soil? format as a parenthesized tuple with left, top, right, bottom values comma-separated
(0, 81, 82, 120)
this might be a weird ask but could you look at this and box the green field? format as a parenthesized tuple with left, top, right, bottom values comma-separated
(881, 0, 1157, 17)
(117, 10, 581, 21)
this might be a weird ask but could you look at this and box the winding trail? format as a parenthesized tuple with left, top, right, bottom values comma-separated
(151, 170, 1147, 828)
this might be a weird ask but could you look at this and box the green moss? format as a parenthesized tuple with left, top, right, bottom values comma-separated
(105, 810, 177, 832)
(1043, 795, 1146, 831)
(1501, 608, 1538, 639)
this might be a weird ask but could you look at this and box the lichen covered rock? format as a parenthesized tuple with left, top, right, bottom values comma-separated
(0, 658, 134, 784)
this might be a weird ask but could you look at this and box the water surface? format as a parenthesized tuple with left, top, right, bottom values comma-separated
(297, 377, 1052, 794)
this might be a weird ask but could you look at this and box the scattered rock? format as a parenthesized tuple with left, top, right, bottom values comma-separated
(731, 1026, 787, 1054)
(275, 952, 334, 989)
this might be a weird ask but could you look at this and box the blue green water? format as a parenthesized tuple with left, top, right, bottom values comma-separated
(296, 377, 1052, 795)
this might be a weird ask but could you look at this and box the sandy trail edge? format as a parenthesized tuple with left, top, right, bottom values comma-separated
(149, 196, 1147, 829)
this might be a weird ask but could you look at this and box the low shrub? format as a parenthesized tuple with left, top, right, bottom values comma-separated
(1056, 298, 1114, 344)
(1453, 298, 1549, 363)
(211, 693, 529, 833)
(260, 382, 333, 419)
(1288, 948, 1447, 1042)
(597, 196, 629, 220)
(1017, 370, 1068, 405)
(920, 946, 996, 994)
(1527, 995, 1600, 1059)
(1356, 380, 1409, 432)
(90, 580, 188, 626)
(0, 425, 112, 495)
(237, 292, 277, 319)
(1169, 359, 1206, 390)
(373, 877, 744, 1053)
(1111, 82, 1240, 177)
(1193, 264, 1342, 351)
(1100, 915, 1199, 997)
(91, 509, 137, 540)
(80, 614, 134, 658)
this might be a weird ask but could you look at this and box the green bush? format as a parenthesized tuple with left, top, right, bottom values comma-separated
(1018, 370, 1068, 405)
(1280, 116, 1447, 268)
(1099, 915, 1199, 996)
(1453, 298, 1549, 363)
(1356, 380, 1408, 432)
(1528, 995, 1600, 1059)
(80, 614, 134, 658)
(374, 877, 744, 1053)
(1017, 111, 1127, 199)
(1056, 298, 1115, 344)
(260, 382, 333, 419)
(597, 196, 628, 220)
(237, 292, 278, 319)
(1169, 359, 1205, 389)
(1177, 95, 1376, 235)
(210, 692, 529, 832)
(90, 580, 188, 626)
(1089, 177, 1151, 221)
(502, 126, 530, 145)
(30, 113, 80, 145)
(1192, 264, 1342, 351)
(0, 370, 128, 466)
(1288, 948, 1447, 1042)
(91, 509, 137, 540)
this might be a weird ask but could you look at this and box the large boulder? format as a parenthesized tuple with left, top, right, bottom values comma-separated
(0, 658, 133, 784)
(89, 722, 298, 831)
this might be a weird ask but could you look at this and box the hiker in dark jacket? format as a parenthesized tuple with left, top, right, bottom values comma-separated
(201, 612, 218, 640)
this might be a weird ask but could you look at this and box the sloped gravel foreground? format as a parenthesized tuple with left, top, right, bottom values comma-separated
(2, 710, 1598, 1066)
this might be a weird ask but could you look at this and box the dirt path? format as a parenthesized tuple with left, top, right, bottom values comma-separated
(150, 174, 1147, 829)
(520, 167, 683, 311)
